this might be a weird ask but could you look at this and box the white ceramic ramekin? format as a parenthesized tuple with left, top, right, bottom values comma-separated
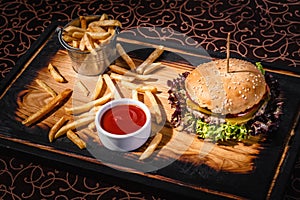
(95, 98, 151, 152)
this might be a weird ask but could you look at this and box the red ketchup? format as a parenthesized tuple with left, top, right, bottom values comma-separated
(101, 104, 146, 135)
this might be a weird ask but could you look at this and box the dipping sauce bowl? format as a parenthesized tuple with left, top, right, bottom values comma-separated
(95, 98, 151, 152)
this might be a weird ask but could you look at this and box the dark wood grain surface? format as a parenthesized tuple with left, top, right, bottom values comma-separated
(1, 1, 299, 199)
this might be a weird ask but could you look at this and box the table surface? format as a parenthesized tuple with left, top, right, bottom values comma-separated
(1, 1, 299, 199)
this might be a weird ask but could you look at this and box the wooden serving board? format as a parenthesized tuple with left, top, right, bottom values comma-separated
(0, 24, 300, 199)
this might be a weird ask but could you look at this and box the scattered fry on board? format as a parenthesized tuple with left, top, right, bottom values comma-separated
(22, 88, 72, 126)
(139, 133, 163, 160)
(116, 43, 136, 71)
(65, 92, 112, 115)
(143, 62, 163, 75)
(109, 72, 135, 82)
(121, 81, 158, 93)
(136, 45, 164, 74)
(103, 74, 122, 99)
(67, 129, 86, 149)
(35, 79, 57, 97)
(48, 116, 68, 142)
(109, 64, 152, 81)
(91, 75, 104, 100)
(54, 115, 95, 139)
(145, 90, 162, 124)
(131, 89, 139, 101)
(48, 63, 67, 83)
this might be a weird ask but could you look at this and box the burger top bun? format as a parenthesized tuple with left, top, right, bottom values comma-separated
(185, 58, 267, 115)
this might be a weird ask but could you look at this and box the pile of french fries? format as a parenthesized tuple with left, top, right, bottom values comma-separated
(62, 14, 122, 53)
(22, 21, 166, 159)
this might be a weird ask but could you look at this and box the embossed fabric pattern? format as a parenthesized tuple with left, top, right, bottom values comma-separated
(0, 0, 300, 199)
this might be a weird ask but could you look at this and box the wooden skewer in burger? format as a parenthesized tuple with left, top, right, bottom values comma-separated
(168, 33, 283, 142)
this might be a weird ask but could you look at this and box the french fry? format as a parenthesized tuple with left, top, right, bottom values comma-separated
(22, 88, 72, 126)
(76, 130, 89, 142)
(64, 25, 86, 34)
(81, 33, 96, 54)
(65, 92, 112, 115)
(76, 80, 90, 96)
(67, 129, 86, 149)
(76, 110, 95, 119)
(136, 45, 164, 74)
(72, 40, 80, 48)
(143, 62, 163, 75)
(139, 133, 162, 160)
(103, 74, 121, 99)
(88, 121, 96, 131)
(99, 13, 108, 21)
(145, 90, 162, 124)
(132, 89, 139, 101)
(55, 115, 95, 139)
(79, 16, 87, 29)
(91, 105, 102, 113)
(91, 75, 104, 100)
(35, 79, 57, 97)
(110, 72, 135, 82)
(79, 35, 86, 51)
(81, 129, 101, 144)
(109, 65, 152, 81)
(62, 34, 77, 43)
(63, 14, 121, 51)
(87, 25, 106, 33)
(89, 19, 122, 27)
(48, 116, 68, 142)
(99, 27, 115, 46)
(109, 64, 132, 75)
(72, 31, 85, 39)
(48, 63, 67, 83)
(116, 43, 136, 71)
(83, 129, 98, 140)
(121, 81, 158, 93)
(87, 32, 110, 40)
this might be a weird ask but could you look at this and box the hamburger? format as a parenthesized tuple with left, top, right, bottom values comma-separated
(167, 58, 283, 141)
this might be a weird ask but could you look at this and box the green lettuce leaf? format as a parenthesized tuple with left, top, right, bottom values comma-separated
(195, 119, 249, 141)
(255, 62, 265, 75)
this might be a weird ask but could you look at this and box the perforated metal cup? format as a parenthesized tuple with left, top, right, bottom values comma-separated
(58, 15, 118, 76)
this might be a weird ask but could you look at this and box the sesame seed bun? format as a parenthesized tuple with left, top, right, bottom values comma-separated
(185, 58, 267, 115)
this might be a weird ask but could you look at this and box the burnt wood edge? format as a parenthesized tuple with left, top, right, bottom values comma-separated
(269, 106, 300, 199)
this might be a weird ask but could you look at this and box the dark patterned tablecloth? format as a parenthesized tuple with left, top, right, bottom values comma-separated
(1, 0, 299, 199)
